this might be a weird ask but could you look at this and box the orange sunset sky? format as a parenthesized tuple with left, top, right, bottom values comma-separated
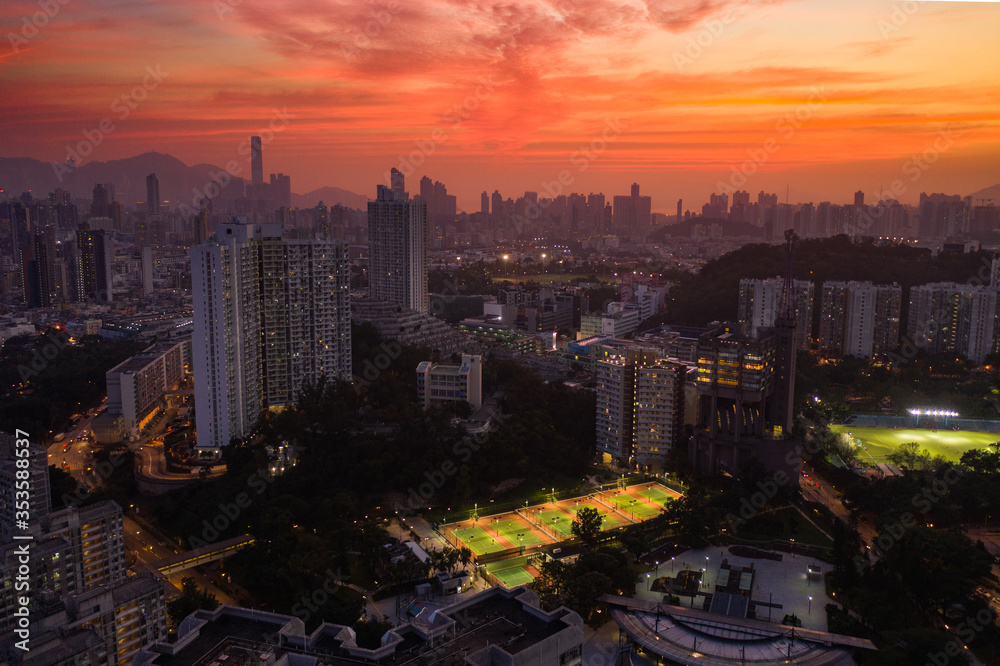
(1, 0, 999, 213)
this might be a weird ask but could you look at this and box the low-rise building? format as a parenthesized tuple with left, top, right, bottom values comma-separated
(416, 354, 483, 410)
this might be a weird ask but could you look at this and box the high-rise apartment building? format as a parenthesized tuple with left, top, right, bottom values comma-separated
(260, 238, 352, 407)
(77, 222, 113, 302)
(908, 282, 1000, 365)
(738, 277, 813, 350)
(0, 435, 167, 662)
(596, 348, 685, 473)
(193, 222, 266, 450)
(367, 170, 428, 314)
(818, 281, 901, 358)
(193, 222, 352, 449)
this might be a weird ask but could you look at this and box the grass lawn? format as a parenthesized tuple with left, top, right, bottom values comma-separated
(830, 425, 998, 464)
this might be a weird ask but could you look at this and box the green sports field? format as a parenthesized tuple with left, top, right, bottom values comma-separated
(637, 486, 677, 507)
(571, 503, 624, 528)
(491, 566, 534, 587)
(538, 509, 575, 537)
(830, 425, 999, 464)
(609, 495, 661, 520)
(451, 526, 507, 556)
(490, 518, 543, 547)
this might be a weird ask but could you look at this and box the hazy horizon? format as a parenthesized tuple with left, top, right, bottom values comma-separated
(2, 0, 999, 213)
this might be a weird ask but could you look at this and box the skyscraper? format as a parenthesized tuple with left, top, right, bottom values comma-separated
(146, 173, 160, 217)
(76, 222, 113, 302)
(193, 222, 266, 450)
(367, 170, 428, 313)
(193, 222, 352, 449)
(251, 135, 263, 185)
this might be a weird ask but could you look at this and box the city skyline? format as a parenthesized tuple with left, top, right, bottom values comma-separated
(1, 0, 999, 212)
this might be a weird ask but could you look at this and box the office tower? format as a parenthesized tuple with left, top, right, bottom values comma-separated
(481, 191, 489, 215)
(819, 281, 901, 358)
(689, 323, 801, 480)
(269, 172, 292, 209)
(390, 167, 405, 199)
(854, 190, 865, 208)
(612, 184, 652, 237)
(91, 183, 111, 218)
(193, 223, 269, 450)
(908, 282, 1000, 365)
(738, 277, 814, 350)
(146, 173, 160, 216)
(193, 222, 352, 448)
(367, 171, 428, 313)
(76, 222, 113, 302)
(251, 135, 263, 185)
(596, 348, 685, 473)
(260, 237, 352, 407)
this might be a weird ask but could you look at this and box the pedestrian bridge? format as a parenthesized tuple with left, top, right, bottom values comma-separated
(150, 534, 255, 575)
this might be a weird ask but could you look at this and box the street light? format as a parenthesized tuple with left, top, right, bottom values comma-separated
(808, 596, 812, 614)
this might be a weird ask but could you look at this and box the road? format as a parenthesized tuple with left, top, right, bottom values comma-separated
(799, 460, 878, 545)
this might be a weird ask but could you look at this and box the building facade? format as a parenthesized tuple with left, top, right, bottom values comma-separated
(367, 169, 428, 313)
(596, 348, 686, 472)
(908, 282, 1000, 365)
(818, 281, 901, 358)
(416, 354, 483, 410)
(737, 277, 813, 350)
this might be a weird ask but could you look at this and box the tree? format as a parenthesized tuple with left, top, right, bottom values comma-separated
(571, 507, 603, 547)
(167, 577, 219, 625)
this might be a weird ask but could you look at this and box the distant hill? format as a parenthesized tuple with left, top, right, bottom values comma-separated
(968, 183, 1000, 203)
(292, 186, 369, 210)
(0, 153, 367, 211)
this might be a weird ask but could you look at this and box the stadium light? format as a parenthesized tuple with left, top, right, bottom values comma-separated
(908, 409, 958, 417)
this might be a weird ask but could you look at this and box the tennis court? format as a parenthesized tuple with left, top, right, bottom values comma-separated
(636, 484, 679, 506)
(536, 508, 575, 537)
(450, 525, 508, 556)
(608, 494, 662, 520)
(491, 566, 535, 587)
(570, 503, 624, 528)
(488, 517, 543, 547)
